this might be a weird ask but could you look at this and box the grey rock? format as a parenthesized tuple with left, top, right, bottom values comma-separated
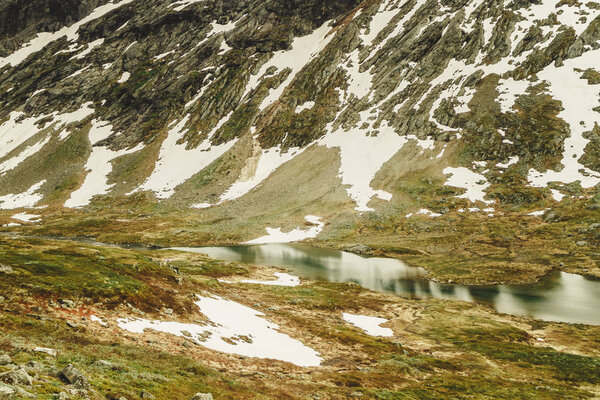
(576, 241, 588, 247)
(0, 355, 11, 366)
(95, 360, 118, 370)
(191, 394, 213, 400)
(141, 391, 156, 399)
(0, 383, 14, 397)
(60, 364, 89, 389)
(345, 244, 371, 255)
(0, 368, 33, 386)
(0, 265, 13, 274)
(59, 299, 75, 309)
(33, 347, 57, 357)
(543, 212, 556, 222)
(54, 392, 69, 400)
(12, 386, 35, 398)
(22, 361, 42, 373)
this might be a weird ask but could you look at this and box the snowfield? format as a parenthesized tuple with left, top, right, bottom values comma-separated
(117, 294, 322, 367)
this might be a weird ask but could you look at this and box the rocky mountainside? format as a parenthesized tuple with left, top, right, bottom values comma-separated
(0, 0, 599, 280)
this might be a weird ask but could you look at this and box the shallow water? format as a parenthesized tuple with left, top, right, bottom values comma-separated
(173, 243, 600, 325)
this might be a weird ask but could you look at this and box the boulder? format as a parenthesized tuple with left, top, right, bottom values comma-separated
(0, 265, 13, 274)
(344, 244, 371, 255)
(191, 394, 213, 400)
(60, 364, 89, 389)
(33, 347, 57, 357)
(0, 355, 11, 366)
(59, 299, 75, 309)
(0, 383, 15, 397)
(0, 368, 33, 386)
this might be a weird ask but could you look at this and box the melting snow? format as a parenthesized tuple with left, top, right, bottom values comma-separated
(71, 38, 104, 60)
(242, 21, 334, 111)
(528, 209, 549, 217)
(90, 315, 108, 326)
(11, 212, 40, 223)
(497, 156, 519, 169)
(117, 71, 131, 83)
(245, 216, 324, 244)
(320, 122, 406, 211)
(443, 167, 493, 204)
(191, 202, 212, 209)
(527, 48, 600, 190)
(220, 140, 305, 202)
(117, 294, 322, 367)
(295, 101, 315, 113)
(219, 272, 301, 287)
(342, 313, 393, 337)
(0, 180, 46, 209)
(0, 137, 50, 174)
(136, 114, 237, 199)
(241, 272, 301, 287)
(170, 0, 205, 11)
(0, 0, 136, 68)
(65, 120, 143, 208)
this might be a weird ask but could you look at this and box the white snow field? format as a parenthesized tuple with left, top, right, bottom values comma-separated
(342, 313, 393, 337)
(117, 294, 322, 367)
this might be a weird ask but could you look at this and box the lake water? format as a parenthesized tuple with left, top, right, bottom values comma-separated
(173, 243, 600, 325)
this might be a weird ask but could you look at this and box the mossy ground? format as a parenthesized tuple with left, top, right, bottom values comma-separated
(0, 236, 599, 399)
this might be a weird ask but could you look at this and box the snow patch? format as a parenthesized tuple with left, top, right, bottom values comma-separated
(242, 21, 334, 111)
(11, 212, 41, 223)
(136, 114, 237, 199)
(443, 167, 493, 204)
(342, 313, 393, 337)
(295, 101, 315, 113)
(65, 120, 143, 208)
(117, 71, 131, 83)
(527, 48, 600, 190)
(117, 294, 322, 367)
(0, 180, 46, 209)
(220, 272, 301, 287)
(90, 315, 108, 326)
(319, 122, 406, 211)
(0, 0, 136, 68)
(245, 216, 324, 244)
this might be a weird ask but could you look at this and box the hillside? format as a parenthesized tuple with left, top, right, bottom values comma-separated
(0, 0, 599, 284)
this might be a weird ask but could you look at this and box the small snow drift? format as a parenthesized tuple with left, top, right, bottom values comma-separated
(245, 216, 324, 244)
(116, 295, 322, 367)
(342, 313, 393, 337)
(220, 272, 301, 287)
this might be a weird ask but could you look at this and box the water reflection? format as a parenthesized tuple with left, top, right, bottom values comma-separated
(173, 244, 600, 325)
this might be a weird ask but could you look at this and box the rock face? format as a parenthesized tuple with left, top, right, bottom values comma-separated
(0, 0, 598, 222)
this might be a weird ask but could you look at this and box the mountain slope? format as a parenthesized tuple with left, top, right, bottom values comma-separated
(0, 0, 599, 283)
